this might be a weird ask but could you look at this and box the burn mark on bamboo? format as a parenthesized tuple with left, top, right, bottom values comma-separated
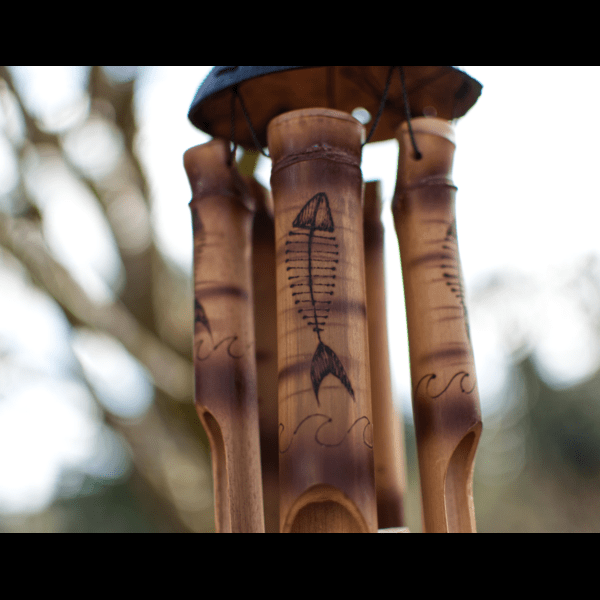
(191, 205, 204, 239)
(192, 207, 251, 362)
(194, 295, 252, 361)
(410, 251, 455, 268)
(414, 389, 481, 444)
(196, 285, 249, 301)
(421, 346, 472, 365)
(285, 192, 354, 406)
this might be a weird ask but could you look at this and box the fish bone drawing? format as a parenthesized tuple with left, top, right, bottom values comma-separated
(285, 192, 355, 406)
(440, 219, 472, 343)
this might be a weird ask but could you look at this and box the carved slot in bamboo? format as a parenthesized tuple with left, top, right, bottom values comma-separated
(392, 117, 482, 533)
(268, 108, 378, 533)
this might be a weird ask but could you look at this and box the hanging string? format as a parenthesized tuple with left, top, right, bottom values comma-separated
(234, 86, 270, 158)
(230, 68, 395, 157)
(227, 67, 423, 160)
(362, 65, 394, 147)
(227, 87, 238, 166)
(398, 66, 422, 160)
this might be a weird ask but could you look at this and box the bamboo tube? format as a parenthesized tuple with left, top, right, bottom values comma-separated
(252, 207, 280, 533)
(238, 149, 280, 532)
(392, 117, 482, 533)
(268, 108, 377, 533)
(184, 139, 265, 533)
(363, 180, 408, 529)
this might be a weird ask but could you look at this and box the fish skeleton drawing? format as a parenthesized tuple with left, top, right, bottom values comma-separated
(285, 192, 355, 406)
(440, 219, 472, 344)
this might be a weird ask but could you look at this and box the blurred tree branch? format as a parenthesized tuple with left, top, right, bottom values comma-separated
(0, 66, 214, 531)
(0, 211, 192, 400)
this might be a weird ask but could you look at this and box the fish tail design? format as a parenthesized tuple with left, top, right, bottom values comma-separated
(194, 298, 212, 338)
(311, 341, 355, 406)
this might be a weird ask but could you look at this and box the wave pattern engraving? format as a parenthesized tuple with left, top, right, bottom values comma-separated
(192, 207, 251, 362)
(415, 371, 477, 399)
(279, 413, 373, 453)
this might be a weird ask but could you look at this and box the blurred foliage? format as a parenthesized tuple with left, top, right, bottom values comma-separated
(1, 66, 600, 532)
(0, 66, 213, 532)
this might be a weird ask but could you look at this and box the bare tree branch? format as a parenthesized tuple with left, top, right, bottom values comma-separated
(0, 211, 193, 401)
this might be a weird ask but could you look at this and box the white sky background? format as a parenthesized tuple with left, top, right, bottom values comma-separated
(1, 65, 600, 516)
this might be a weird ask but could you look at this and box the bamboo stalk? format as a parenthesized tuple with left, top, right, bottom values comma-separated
(268, 108, 377, 533)
(363, 180, 408, 529)
(392, 117, 482, 533)
(184, 139, 265, 533)
(252, 206, 280, 533)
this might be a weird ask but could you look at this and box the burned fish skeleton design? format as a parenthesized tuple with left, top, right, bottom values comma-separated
(441, 219, 472, 344)
(285, 192, 355, 406)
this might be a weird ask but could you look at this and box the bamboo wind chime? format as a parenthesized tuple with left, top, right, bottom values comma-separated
(184, 66, 483, 533)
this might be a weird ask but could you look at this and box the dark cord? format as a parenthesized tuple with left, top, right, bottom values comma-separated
(234, 86, 270, 158)
(228, 88, 238, 166)
(227, 67, 423, 160)
(398, 66, 422, 160)
(362, 65, 394, 147)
